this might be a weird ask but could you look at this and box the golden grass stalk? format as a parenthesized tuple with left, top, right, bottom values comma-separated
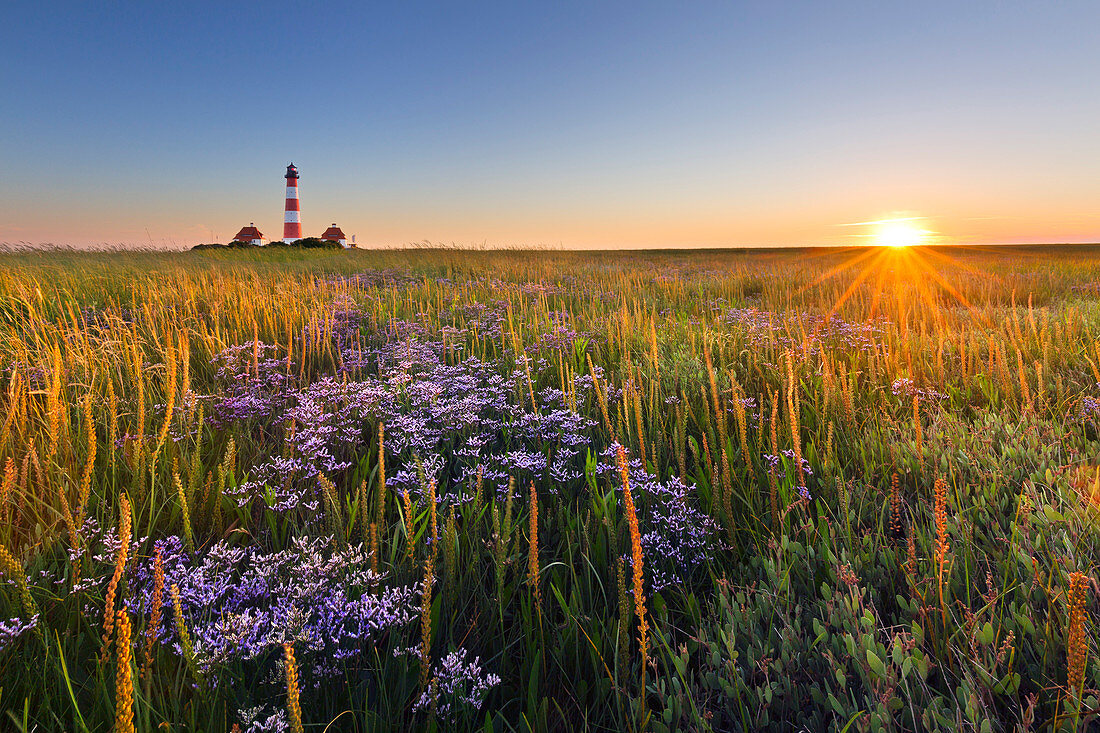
(443, 505, 457, 588)
(212, 438, 235, 535)
(114, 610, 135, 733)
(24, 448, 43, 504)
(170, 584, 201, 687)
(933, 476, 950, 627)
(179, 331, 190, 409)
(1016, 349, 1032, 411)
(152, 337, 177, 457)
(318, 473, 345, 546)
(905, 529, 917, 579)
(524, 355, 538, 414)
(1027, 292, 1037, 340)
(376, 422, 387, 525)
(1067, 570, 1089, 697)
(1035, 360, 1045, 406)
(45, 347, 63, 461)
(0, 369, 20, 449)
(403, 490, 416, 559)
(284, 643, 304, 733)
(701, 432, 713, 483)
(527, 483, 541, 609)
(173, 472, 194, 553)
(102, 494, 132, 655)
(78, 390, 96, 517)
(356, 479, 368, 545)
(419, 557, 435, 691)
(889, 472, 903, 540)
(720, 448, 735, 544)
(910, 391, 919, 471)
(786, 353, 805, 490)
(842, 372, 855, 425)
(428, 676, 440, 722)
(633, 382, 647, 467)
(473, 464, 484, 512)
(0, 542, 39, 623)
(428, 477, 438, 563)
(0, 457, 13, 524)
(133, 339, 146, 453)
(616, 444, 649, 708)
(732, 382, 754, 481)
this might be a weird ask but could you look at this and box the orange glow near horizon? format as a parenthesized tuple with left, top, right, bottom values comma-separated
(871, 219, 932, 248)
(838, 215, 940, 249)
(3, 204, 1100, 250)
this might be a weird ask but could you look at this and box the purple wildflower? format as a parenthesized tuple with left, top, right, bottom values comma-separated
(412, 649, 502, 721)
(0, 615, 39, 652)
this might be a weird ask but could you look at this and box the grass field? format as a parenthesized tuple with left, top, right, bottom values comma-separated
(2, 244, 1100, 731)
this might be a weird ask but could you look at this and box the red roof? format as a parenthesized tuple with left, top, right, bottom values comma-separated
(321, 224, 346, 241)
(233, 225, 264, 241)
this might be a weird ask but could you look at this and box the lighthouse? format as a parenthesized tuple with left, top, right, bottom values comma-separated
(283, 163, 303, 243)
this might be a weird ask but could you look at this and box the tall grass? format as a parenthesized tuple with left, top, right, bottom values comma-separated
(1, 244, 1100, 730)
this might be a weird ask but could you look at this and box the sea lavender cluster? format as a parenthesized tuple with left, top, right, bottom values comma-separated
(891, 377, 948, 403)
(762, 450, 814, 482)
(66, 516, 147, 604)
(0, 615, 38, 652)
(300, 296, 370, 346)
(1, 360, 49, 390)
(727, 394, 761, 421)
(1077, 395, 1100, 424)
(209, 342, 296, 426)
(236, 707, 288, 733)
(527, 323, 589, 354)
(597, 446, 721, 591)
(128, 535, 423, 681)
(1070, 282, 1100, 296)
(445, 300, 508, 335)
(232, 317, 598, 512)
(411, 648, 502, 721)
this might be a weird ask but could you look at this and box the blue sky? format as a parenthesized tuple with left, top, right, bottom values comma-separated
(4, 1, 1100, 247)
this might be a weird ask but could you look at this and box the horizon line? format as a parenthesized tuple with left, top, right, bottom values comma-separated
(4, 240, 1100, 255)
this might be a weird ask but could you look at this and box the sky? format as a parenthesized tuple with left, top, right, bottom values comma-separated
(4, 1, 1100, 249)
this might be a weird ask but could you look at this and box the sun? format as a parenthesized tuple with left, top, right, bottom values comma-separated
(805, 214, 1004, 325)
(873, 219, 929, 248)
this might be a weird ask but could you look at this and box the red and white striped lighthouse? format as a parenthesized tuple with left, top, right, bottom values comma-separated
(282, 163, 303, 243)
